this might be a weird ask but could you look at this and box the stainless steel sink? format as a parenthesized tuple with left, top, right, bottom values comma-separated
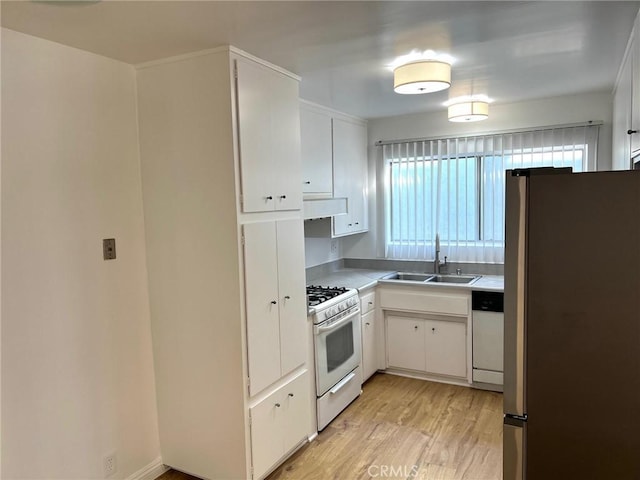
(426, 274, 480, 284)
(383, 272, 434, 282)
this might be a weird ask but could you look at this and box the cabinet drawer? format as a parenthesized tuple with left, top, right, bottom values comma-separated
(379, 289, 469, 316)
(360, 290, 376, 314)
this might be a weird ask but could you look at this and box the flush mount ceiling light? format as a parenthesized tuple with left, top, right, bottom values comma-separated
(445, 96, 491, 122)
(393, 60, 452, 94)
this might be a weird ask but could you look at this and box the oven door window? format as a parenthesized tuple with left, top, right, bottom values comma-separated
(326, 322, 354, 373)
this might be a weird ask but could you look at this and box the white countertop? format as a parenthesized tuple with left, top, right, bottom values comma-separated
(308, 268, 397, 291)
(471, 275, 504, 292)
(308, 268, 504, 292)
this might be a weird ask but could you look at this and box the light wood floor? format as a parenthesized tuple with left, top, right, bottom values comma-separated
(160, 373, 503, 480)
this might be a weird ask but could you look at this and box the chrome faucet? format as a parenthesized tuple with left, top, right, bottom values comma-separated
(433, 234, 448, 274)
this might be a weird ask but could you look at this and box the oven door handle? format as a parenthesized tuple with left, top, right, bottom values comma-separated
(329, 371, 356, 395)
(315, 308, 360, 334)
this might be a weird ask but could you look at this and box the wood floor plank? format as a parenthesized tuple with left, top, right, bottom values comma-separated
(159, 373, 503, 480)
(268, 374, 503, 480)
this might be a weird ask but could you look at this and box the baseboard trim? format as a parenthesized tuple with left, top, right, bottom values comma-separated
(126, 456, 169, 480)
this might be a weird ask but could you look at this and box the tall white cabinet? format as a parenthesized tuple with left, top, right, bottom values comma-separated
(137, 47, 311, 480)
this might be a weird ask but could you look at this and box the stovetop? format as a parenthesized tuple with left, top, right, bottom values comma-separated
(306, 285, 351, 307)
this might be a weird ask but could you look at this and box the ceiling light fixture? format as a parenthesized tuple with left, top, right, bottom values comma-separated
(445, 95, 491, 122)
(393, 60, 452, 94)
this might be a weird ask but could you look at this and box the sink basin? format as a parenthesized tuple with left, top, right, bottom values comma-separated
(383, 272, 434, 282)
(426, 274, 480, 284)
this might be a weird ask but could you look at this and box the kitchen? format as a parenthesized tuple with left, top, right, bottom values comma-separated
(2, 2, 640, 480)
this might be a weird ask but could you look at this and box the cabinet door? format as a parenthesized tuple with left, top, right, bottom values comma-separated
(244, 222, 281, 395)
(613, 48, 633, 169)
(236, 58, 301, 212)
(332, 118, 352, 236)
(300, 105, 333, 195)
(272, 74, 302, 211)
(332, 118, 367, 236)
(281, 371, 311, 453)
(361, 310, 377, 381)
(276, 219, 307, 375)
(632, 33, 640, 156)
(425, 319, 467, 378)
(250, 391, 284, 479)
(386, 315, 426, 371)
(349, 121, 368, 232)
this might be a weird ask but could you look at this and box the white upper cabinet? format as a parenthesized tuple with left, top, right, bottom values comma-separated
(613, 11, 640, 168)
(613, 53, 632, 170)
(332, 117, 368, 236)
(300, 102, 369, 238)
(632, 24, 640, 156)
(236, 58, 302, 212)
(300, 103, 333, 197)
(244, 219, 307, 396)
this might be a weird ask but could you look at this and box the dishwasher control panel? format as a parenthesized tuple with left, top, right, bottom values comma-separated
(472, 290, 504, 312)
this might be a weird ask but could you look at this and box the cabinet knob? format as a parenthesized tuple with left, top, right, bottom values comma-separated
(348, 224, 353, 227)
(304, 181, 311, 185)
(280, 195, 287, 199)
(266, 196, 273, 200)
(288, 393, 294, 397)
(368, 301, 373, 305)
(275, 403, 281, 408)
(628, 129, 638, 135)
(432, 327, 436, 332)
(284, 295, 291, 300)
(414, 325, 419, 330)
(355, 222, 359, 225)
(365, 322, 371, 326)
(271, 300, 277, 305)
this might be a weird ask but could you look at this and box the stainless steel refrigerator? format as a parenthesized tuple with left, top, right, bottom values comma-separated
(504, 168, 640, 480)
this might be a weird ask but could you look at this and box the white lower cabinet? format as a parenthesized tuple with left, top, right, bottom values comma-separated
(360, 289, 378, 381)
(250, 371, 311, 479)
(361, 310, 377, 381)
(386, 315, 467, 378)
(424, 319, 467, 377)
(387, 316, 426, 372)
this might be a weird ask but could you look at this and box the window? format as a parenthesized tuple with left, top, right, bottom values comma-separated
(383, 125, 599, 263)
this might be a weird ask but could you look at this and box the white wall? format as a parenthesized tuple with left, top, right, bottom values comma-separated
(1, 29, 160, 479)
(304, 236, 341, 268)
(342, 91, 614, 260)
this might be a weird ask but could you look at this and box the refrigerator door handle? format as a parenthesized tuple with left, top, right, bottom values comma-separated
(504, 421, 525, 480)
(504, 172, 527, 417)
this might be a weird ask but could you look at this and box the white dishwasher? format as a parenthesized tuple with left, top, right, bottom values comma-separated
(472, 290, 504, 392)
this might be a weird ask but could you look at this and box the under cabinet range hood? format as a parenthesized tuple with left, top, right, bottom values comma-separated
(303, 198, 348, 219)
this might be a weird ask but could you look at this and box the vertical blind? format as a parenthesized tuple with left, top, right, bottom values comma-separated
(382, 124, 600, 264)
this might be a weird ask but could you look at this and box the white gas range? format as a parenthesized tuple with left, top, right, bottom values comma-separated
(307, 285, 362, 431)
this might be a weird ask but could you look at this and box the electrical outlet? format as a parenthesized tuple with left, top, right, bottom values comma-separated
(103, 238, 116, 260)
(103, 453, 116, 477)
(330, 240, 338, 254)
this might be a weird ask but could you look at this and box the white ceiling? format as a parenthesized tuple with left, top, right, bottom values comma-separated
(2, 1, 639, 119)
